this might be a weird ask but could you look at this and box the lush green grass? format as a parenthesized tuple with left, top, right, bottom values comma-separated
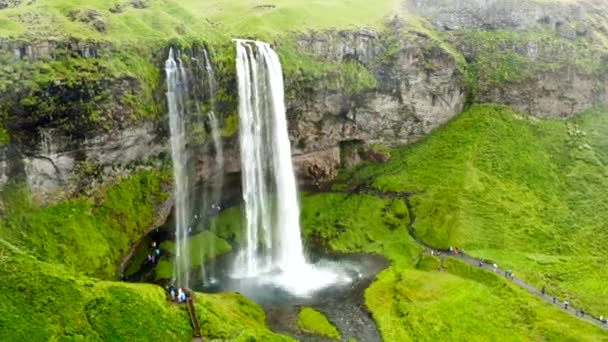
(300, 192, 418, 264)
(0, 0, 400, 41)
(297, 307, 340, 340)
(298, 192, 607, 340)
(0, 239, 290, 341)
(0, 168, 170, 279)
(195, 292, 293, 341)
(341, 104, 608, 317)
(366, 260, 608, 341)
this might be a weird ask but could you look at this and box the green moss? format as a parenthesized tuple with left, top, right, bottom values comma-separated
(0, 239, 289, 341)
(343, 103, 608, 317)
(0, 126, 9, 147)
(296, 307, 340, 340)
(155, 230, 232, 281)
(458, 30, 605, 89)
(195, 292, 293, 341)
(300, 193, 419, 264)
(0, 168, 171, 279)
(339, 61, 377, 95)
(0, 47, 162, 137)
(365, 263, 607, 341)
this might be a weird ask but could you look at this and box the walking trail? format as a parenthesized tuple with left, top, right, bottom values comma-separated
(350, 186, 608, 330)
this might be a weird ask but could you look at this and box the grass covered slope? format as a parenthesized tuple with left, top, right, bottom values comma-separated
(297, 307, 340, 340)
(0, 0, 399, 41)
(0, 169, 171, 279)
(367, 259, 608, 341)
(0, 239, 290, 341)
(299, 192, 607, 340)
(341, 104, 608, 317)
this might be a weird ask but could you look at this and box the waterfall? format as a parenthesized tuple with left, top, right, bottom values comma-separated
(201, 47, 224, 281)
(234, 39, 306, 277)
(165, 48, 192, 288)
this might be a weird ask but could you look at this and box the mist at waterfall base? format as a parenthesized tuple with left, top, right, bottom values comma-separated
(219, 39, 356, 299)
(164, 40, 366, 301)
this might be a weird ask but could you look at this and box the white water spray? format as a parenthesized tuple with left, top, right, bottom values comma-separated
(233, 40, 349, 296)
(165, 48, 192, 288)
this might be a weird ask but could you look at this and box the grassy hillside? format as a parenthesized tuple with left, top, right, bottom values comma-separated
(297, 192, 608, 340)
(0, 0, 400, 41)
(0, 168, 171, 279)
(0, 239, 291, 341)
(340, 104, 608, 318)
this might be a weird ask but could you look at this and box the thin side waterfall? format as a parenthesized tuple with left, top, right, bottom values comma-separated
(234, 39, 306, 277)
(201, 47, 224, 281)
(165, 48, 191, 288)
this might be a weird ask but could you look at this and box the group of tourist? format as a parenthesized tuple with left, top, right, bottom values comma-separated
(147, 241, 161, 265)
(439, 247, 607, 327)
(166, 285, 190, 304)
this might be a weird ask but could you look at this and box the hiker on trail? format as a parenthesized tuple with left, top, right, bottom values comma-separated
(564, 299, 569, 310)
(479, 260, 484, 267)
(449, 246, 454, 254)
(581, 309, 585, 317)
(169, 286, 176, 301)
(541, 286, 546, 295)
(553, 297, 556, 304)
(155, 248, 161, 256)
(600, 315, 603, 322)
(431, 250, 434, 256)
(461, 249, 465, 257)
(152, 241, 157, 248)
(178, 288, 186, 303)
(493, 263, 498, 272)
(147, 254, 153, 263)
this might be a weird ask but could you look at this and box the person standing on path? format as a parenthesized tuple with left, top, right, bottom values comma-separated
(564, 299, 569, 310)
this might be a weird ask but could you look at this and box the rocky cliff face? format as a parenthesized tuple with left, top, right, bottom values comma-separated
(2, 0, 607, 200)
(407, 0, 608, 118)
(288, 25, 465, 182)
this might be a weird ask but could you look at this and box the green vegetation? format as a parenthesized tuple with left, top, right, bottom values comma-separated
(458, 30, 607, 90)
(0, 47, 161, 136)
(155, 230, 232, 281)
(196, 293, 293, 341)
(298, 191, 607, 340)
(0, 168, 170, 279)
(366, 259, 607, 341)
(0, 239, 289, 341)
(341, 104, 608, 318)
(0, 126, 9, 146)
(296, 307, 340, 340)
(0, 0, 400, 42)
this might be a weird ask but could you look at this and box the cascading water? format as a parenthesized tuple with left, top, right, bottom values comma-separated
(165, 48, 192, 288)
(233, 39, 350, 296)
(200, 47, 225, 281)
(234, 39, 306, 275)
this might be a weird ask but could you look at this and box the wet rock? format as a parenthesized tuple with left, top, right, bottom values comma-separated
(21, 124, 166, 202)
(291, 27, 465, 155)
